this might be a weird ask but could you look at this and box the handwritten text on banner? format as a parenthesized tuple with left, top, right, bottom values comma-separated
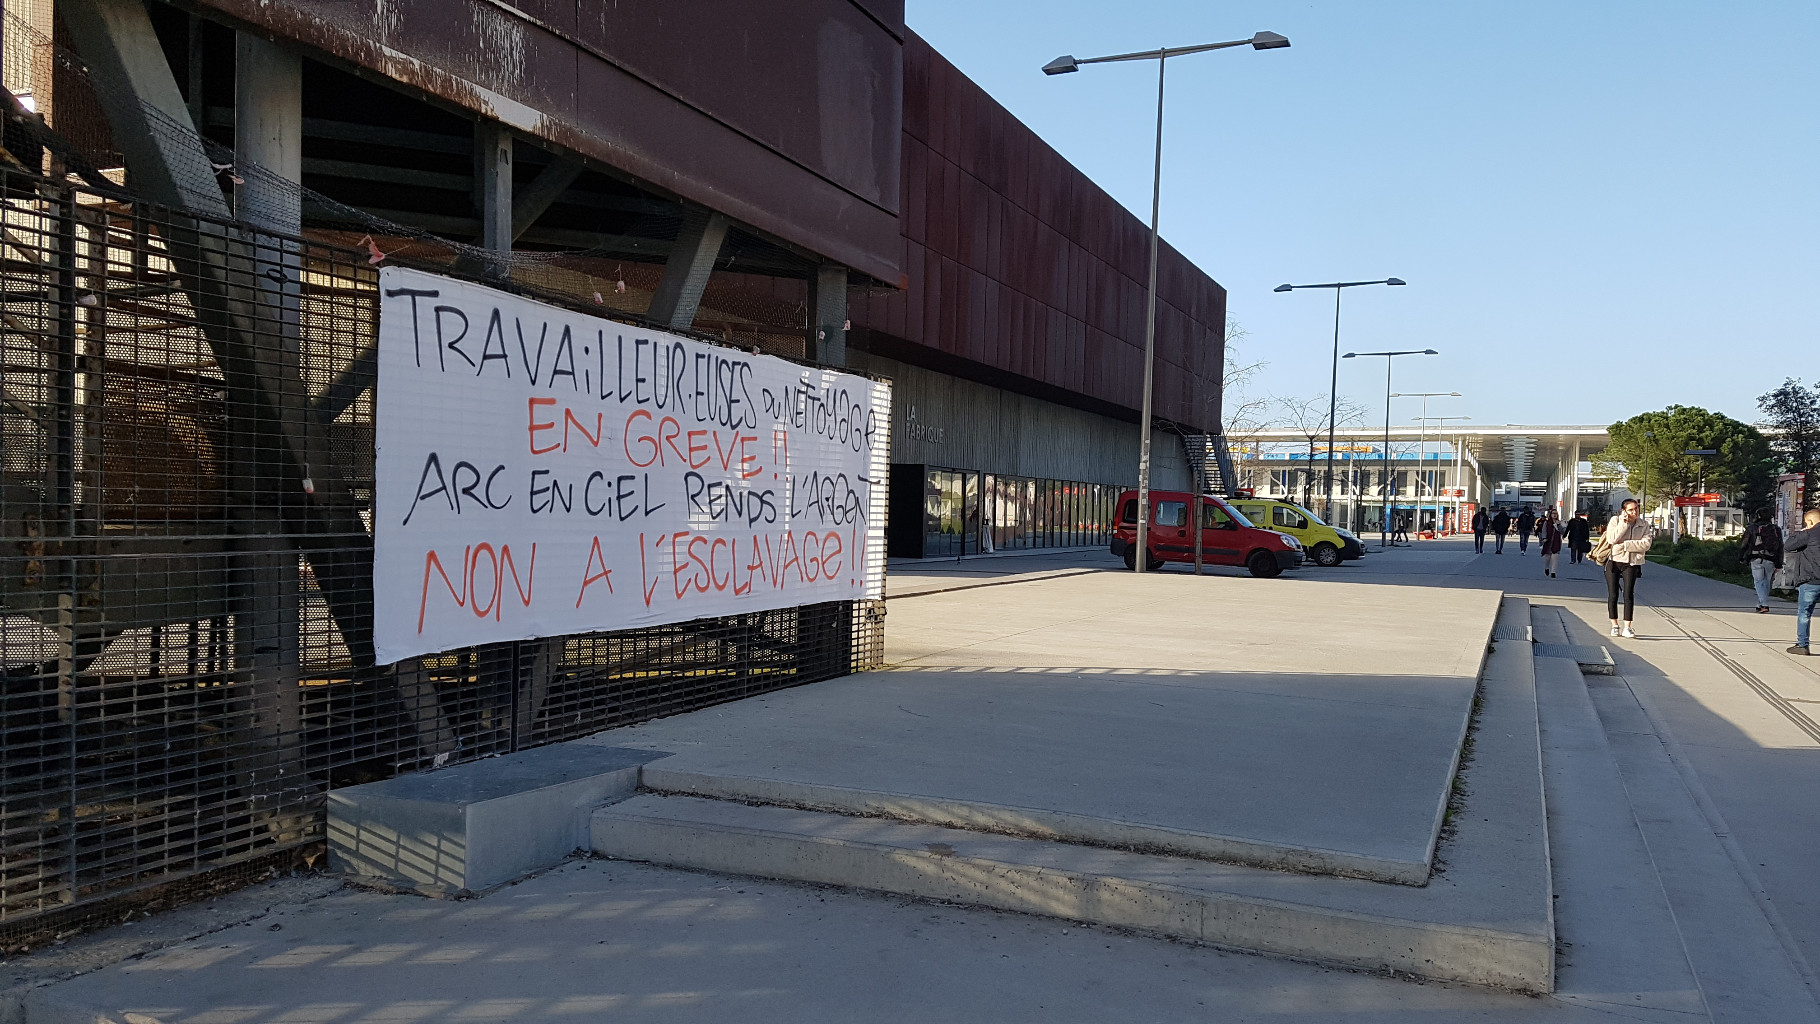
(373, 267, 890, 664)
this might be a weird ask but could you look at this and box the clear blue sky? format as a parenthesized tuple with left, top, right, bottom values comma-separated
(905, 1, 1820, 430)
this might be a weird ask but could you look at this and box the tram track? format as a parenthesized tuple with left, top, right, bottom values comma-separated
(1654, 606, 1820, 746)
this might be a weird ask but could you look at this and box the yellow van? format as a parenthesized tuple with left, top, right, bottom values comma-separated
(1229, 499, 1364, 567)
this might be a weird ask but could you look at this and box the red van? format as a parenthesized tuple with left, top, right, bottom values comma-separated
(1109, 489, 1304, 577)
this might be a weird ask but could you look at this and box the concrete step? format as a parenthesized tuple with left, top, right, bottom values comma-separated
(594, 597, 1553, 992)
(592, 792, 1550, 992)
(640, 765, 1429, 884)
(1534, 653, 1707, 1019)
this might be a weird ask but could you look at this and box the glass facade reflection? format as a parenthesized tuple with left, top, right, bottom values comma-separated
(906, 465, 1122, 558)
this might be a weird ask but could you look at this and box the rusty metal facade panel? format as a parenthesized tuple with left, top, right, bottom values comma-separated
(187, 0, 903, 282)
(855, 35, 1225, 433)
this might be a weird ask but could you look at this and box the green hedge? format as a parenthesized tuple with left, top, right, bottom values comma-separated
(1645, 535, 1755, 589)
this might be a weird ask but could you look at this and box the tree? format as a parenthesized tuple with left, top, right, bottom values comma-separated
(1273, 393, 1368, 511)
(1758, 378, 1820, 507)
(1598, 405, 1773, 515)
(1219, 319, 1272, 442)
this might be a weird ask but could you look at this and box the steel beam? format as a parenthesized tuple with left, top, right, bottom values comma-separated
(511, 153, 584, 241)
(646, 206, 727, 329)
(807, 263, 848, 366)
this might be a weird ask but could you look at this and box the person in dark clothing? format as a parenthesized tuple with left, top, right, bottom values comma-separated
(1472, 507, 1489, 553)
(1538, 509, 1564, 578)
(1565, 511, 1592, 564)
(1517, 508, 1537, 553)
(1491, 509, 1511, 553)
(1783, 509, 1820, 655)
(1740, 507, 1784, 613)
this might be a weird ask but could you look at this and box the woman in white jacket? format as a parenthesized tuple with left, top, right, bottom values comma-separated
(1603, 498, 1654, 638)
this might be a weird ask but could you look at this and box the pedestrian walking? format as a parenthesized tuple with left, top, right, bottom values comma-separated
(1517, 507, 1536, 554)
(1492, 509, 1511, 553)
(1740, 507, 1782, 613)
(1782, 509, 1820, 656)
(1600, 498, 1653, 639)
(1392, 512, 1410, 545)
(1538, 509, 1564, 578)
(1471, 507, 1489, 554)
(1565, 510, 1591, 565)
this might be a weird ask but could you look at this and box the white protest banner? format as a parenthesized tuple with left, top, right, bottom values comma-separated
(372, 267, 890, 665)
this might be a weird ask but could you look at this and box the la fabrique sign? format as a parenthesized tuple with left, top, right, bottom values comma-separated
(372, 267, 890, 664)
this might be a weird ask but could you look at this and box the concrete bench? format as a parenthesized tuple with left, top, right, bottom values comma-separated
(328, 743, 669, 895)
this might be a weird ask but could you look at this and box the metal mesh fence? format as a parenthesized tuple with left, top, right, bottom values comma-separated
(0, 169, 886, 941)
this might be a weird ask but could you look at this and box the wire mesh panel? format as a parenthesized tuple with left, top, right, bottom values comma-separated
(0, 170, 886, 941)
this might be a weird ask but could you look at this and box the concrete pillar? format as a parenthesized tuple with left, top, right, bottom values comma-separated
(1568, 440, 1581, 515)
(234, 34, 301, 234)
(233, 30, 303, 820)
(476, 121, 513, 278)
(646, 206, 728, 329)
(808, 263, 848, 367)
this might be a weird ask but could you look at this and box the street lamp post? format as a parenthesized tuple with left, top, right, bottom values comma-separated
(1419, 415, 1471, 532)
(1273, 278, 1405, 525)
(1343, 349, 1437, 550)
(1047, 31, 1289, 573)
(1391, 392, 1460, 535)
(1685, 448, 1717, 538)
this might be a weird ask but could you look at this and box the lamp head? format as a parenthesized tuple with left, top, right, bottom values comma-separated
(1342, 352, 1357, 359)
(1273, 283, 1294, 292)
(1386, 277, 1406, 286)
(1251, 31, 1290, 50)
(1423, 349, 1438, 355)
(1043, 55, 1079, 75)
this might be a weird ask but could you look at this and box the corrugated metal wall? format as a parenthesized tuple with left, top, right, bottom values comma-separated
(850, 31, 1225, 433)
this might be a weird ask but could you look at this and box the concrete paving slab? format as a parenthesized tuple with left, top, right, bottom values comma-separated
(20, 858, 1644, 1024)
(593, 597, 1552, 991)
(592, 572, 1500, 883)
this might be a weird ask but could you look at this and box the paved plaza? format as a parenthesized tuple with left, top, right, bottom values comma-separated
(11, 539, 1820, 1022)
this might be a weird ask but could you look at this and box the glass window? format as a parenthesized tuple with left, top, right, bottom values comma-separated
(924, 470, 963, 558)
(1237, 503, 1265, 523)
(1155, 501, 1187, 528)
(1202, 502, 1233, 529)
(1120, 498, 1138, 525)
(1274, 506, 1308, 530)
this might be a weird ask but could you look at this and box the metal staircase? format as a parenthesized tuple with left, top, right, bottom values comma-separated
(1181, 434, 1238, 495)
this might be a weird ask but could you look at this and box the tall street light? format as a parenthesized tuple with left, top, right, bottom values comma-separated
(1046, 30, 1290, 573)
(1685, 448, 1717, 538)
(1274, 278, 1406, 526)
(1419, 414, 1471, 533)
(1392, 391, 1460, 533)
(1343, 348, 1437, 550)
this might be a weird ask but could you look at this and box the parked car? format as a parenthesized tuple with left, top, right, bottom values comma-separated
(1229, 499, 1365, 567)
(1109, 489, 1304, 577)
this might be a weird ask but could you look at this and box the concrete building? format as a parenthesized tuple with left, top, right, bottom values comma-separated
(1235, 425, 1610, 534)
(16, 0, 1227, 562)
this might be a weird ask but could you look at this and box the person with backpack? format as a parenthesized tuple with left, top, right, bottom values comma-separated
(1740, 507, 1784, 613)
(1471, 506, 1489, 554)
(1516, 507, 1537, 554)
(1491, 509, 1511, 553)
(1782, 509, 1820, 655)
